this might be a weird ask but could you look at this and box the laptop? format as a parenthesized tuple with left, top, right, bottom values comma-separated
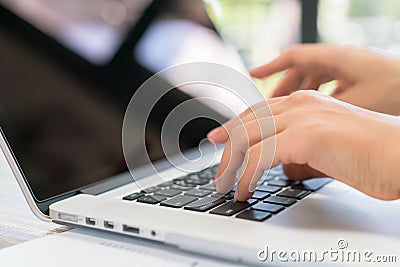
(1, 1, 400, 266)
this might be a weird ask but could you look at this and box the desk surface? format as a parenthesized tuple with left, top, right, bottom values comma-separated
(0, 152, 67, 249)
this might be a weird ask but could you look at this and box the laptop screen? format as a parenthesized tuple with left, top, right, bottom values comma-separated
(0, 64, 224, 201)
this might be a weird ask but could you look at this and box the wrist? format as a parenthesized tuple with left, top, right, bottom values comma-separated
(381, 118, 400, 199)
(386, 58, 400, 115)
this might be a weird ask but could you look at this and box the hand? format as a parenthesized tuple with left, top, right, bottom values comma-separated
(251, 44, 400, 115)
(207, 91, 400, 201)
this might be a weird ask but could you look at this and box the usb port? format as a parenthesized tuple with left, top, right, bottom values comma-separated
(123, 225, 139, 234)
(104, 221, 114, 229)
(85, 217, 96, 226)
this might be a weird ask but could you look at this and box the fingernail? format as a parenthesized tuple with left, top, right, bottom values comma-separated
(207, 127, 220, 138)
(249, 180, 258, 192)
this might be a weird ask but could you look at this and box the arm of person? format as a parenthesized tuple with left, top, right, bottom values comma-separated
(207, 91, 400, 201)
(251, 44, 400, 115)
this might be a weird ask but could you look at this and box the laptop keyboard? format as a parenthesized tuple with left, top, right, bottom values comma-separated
(122, 164, 331, 222)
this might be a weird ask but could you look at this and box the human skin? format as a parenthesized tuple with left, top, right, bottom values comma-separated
(207, 45, 400, 201)
(208, 91, 400, 201)
(251, 44, 400, 116)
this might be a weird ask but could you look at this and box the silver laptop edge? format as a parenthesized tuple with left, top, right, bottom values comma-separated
(0, 128, 51, 221)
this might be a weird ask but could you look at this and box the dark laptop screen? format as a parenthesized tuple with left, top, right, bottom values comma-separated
(0, 1, 232, 202)
(0, 38, 225, 201)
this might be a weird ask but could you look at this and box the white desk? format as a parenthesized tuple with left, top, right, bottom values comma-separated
(0, 152, 67, 248)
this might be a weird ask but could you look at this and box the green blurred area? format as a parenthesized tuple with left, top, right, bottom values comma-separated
(204, 0, 294, 98)
(205, 0, 273, 30)
(348, 0, 400, 17)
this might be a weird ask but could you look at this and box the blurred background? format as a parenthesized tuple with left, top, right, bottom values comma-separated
(2, 0, 400, 99)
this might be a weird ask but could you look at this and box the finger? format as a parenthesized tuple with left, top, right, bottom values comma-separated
(272, 69, 304, 97)
(207, 97, 286, 143)
(235, 134, 282, 201)
(215, 116, 284, 193)
(235, 113, 315, 201)
(275, 74, 337, 97)
(214, 140, 241, 193)
(302, 77, 321, 90)
(282, 163, 327, 180)
(333, 86, 365, 107)
(302, 73, 335, 90)
(233, 92, 328, 200)
(250, 47, 300, 78)
(250, 44, 337, 79)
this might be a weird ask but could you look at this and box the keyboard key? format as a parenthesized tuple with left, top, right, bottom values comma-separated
(236, 210, 272, 221)
(225, 192, 235, 200)
(211, 192, 224, 198)
(170, 184, 192, 191)
(267, 179, 292, 187)
(172, 179, 197, 188)
(200, 167, 215, 175)
(256, 184, 281, 194)
(157, 181, 173, 187)
(211, 192, 234, 200)
(271, 164, 283, 172)
(160, 195, 197, 208)
(256, 176, 270, 185)
(184, 189, 211, 198)
(264, 196, 296, 207)
(266, 169, 283, 176)
(141, 186, 161, 193)
(250, 191, 270, 200)
(122, 192, 145, 201)
(291, 178, 332, 191)
(251, 203, 284, 214)
(137, 195, 166, 204)
(154, 188, 182, 197)
(184, 178, 209, 186)
(185, 173, 202, 180)
(208, 166, 217, 172)
(199, 183, 216, 191)
(203, 167, 214, 173)
(274, 174, 289, 180)
(198, 168, 214, 178)
(184, 197, 225, 212)
(210, 199, 257, 216)
(277, 189, 311, 200)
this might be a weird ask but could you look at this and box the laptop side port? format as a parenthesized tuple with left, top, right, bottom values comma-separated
(122, 225, 139, 234)
(104, 221, 114, 229)
(85, 217, 96, 226)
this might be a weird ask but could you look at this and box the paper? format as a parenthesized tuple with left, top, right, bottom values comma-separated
(0, 228, 246, 267)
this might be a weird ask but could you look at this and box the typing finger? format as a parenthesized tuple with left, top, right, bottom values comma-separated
(235, 134, 282, 201)
(207, 97, 286, 143)
(215, 116, 285, 193)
